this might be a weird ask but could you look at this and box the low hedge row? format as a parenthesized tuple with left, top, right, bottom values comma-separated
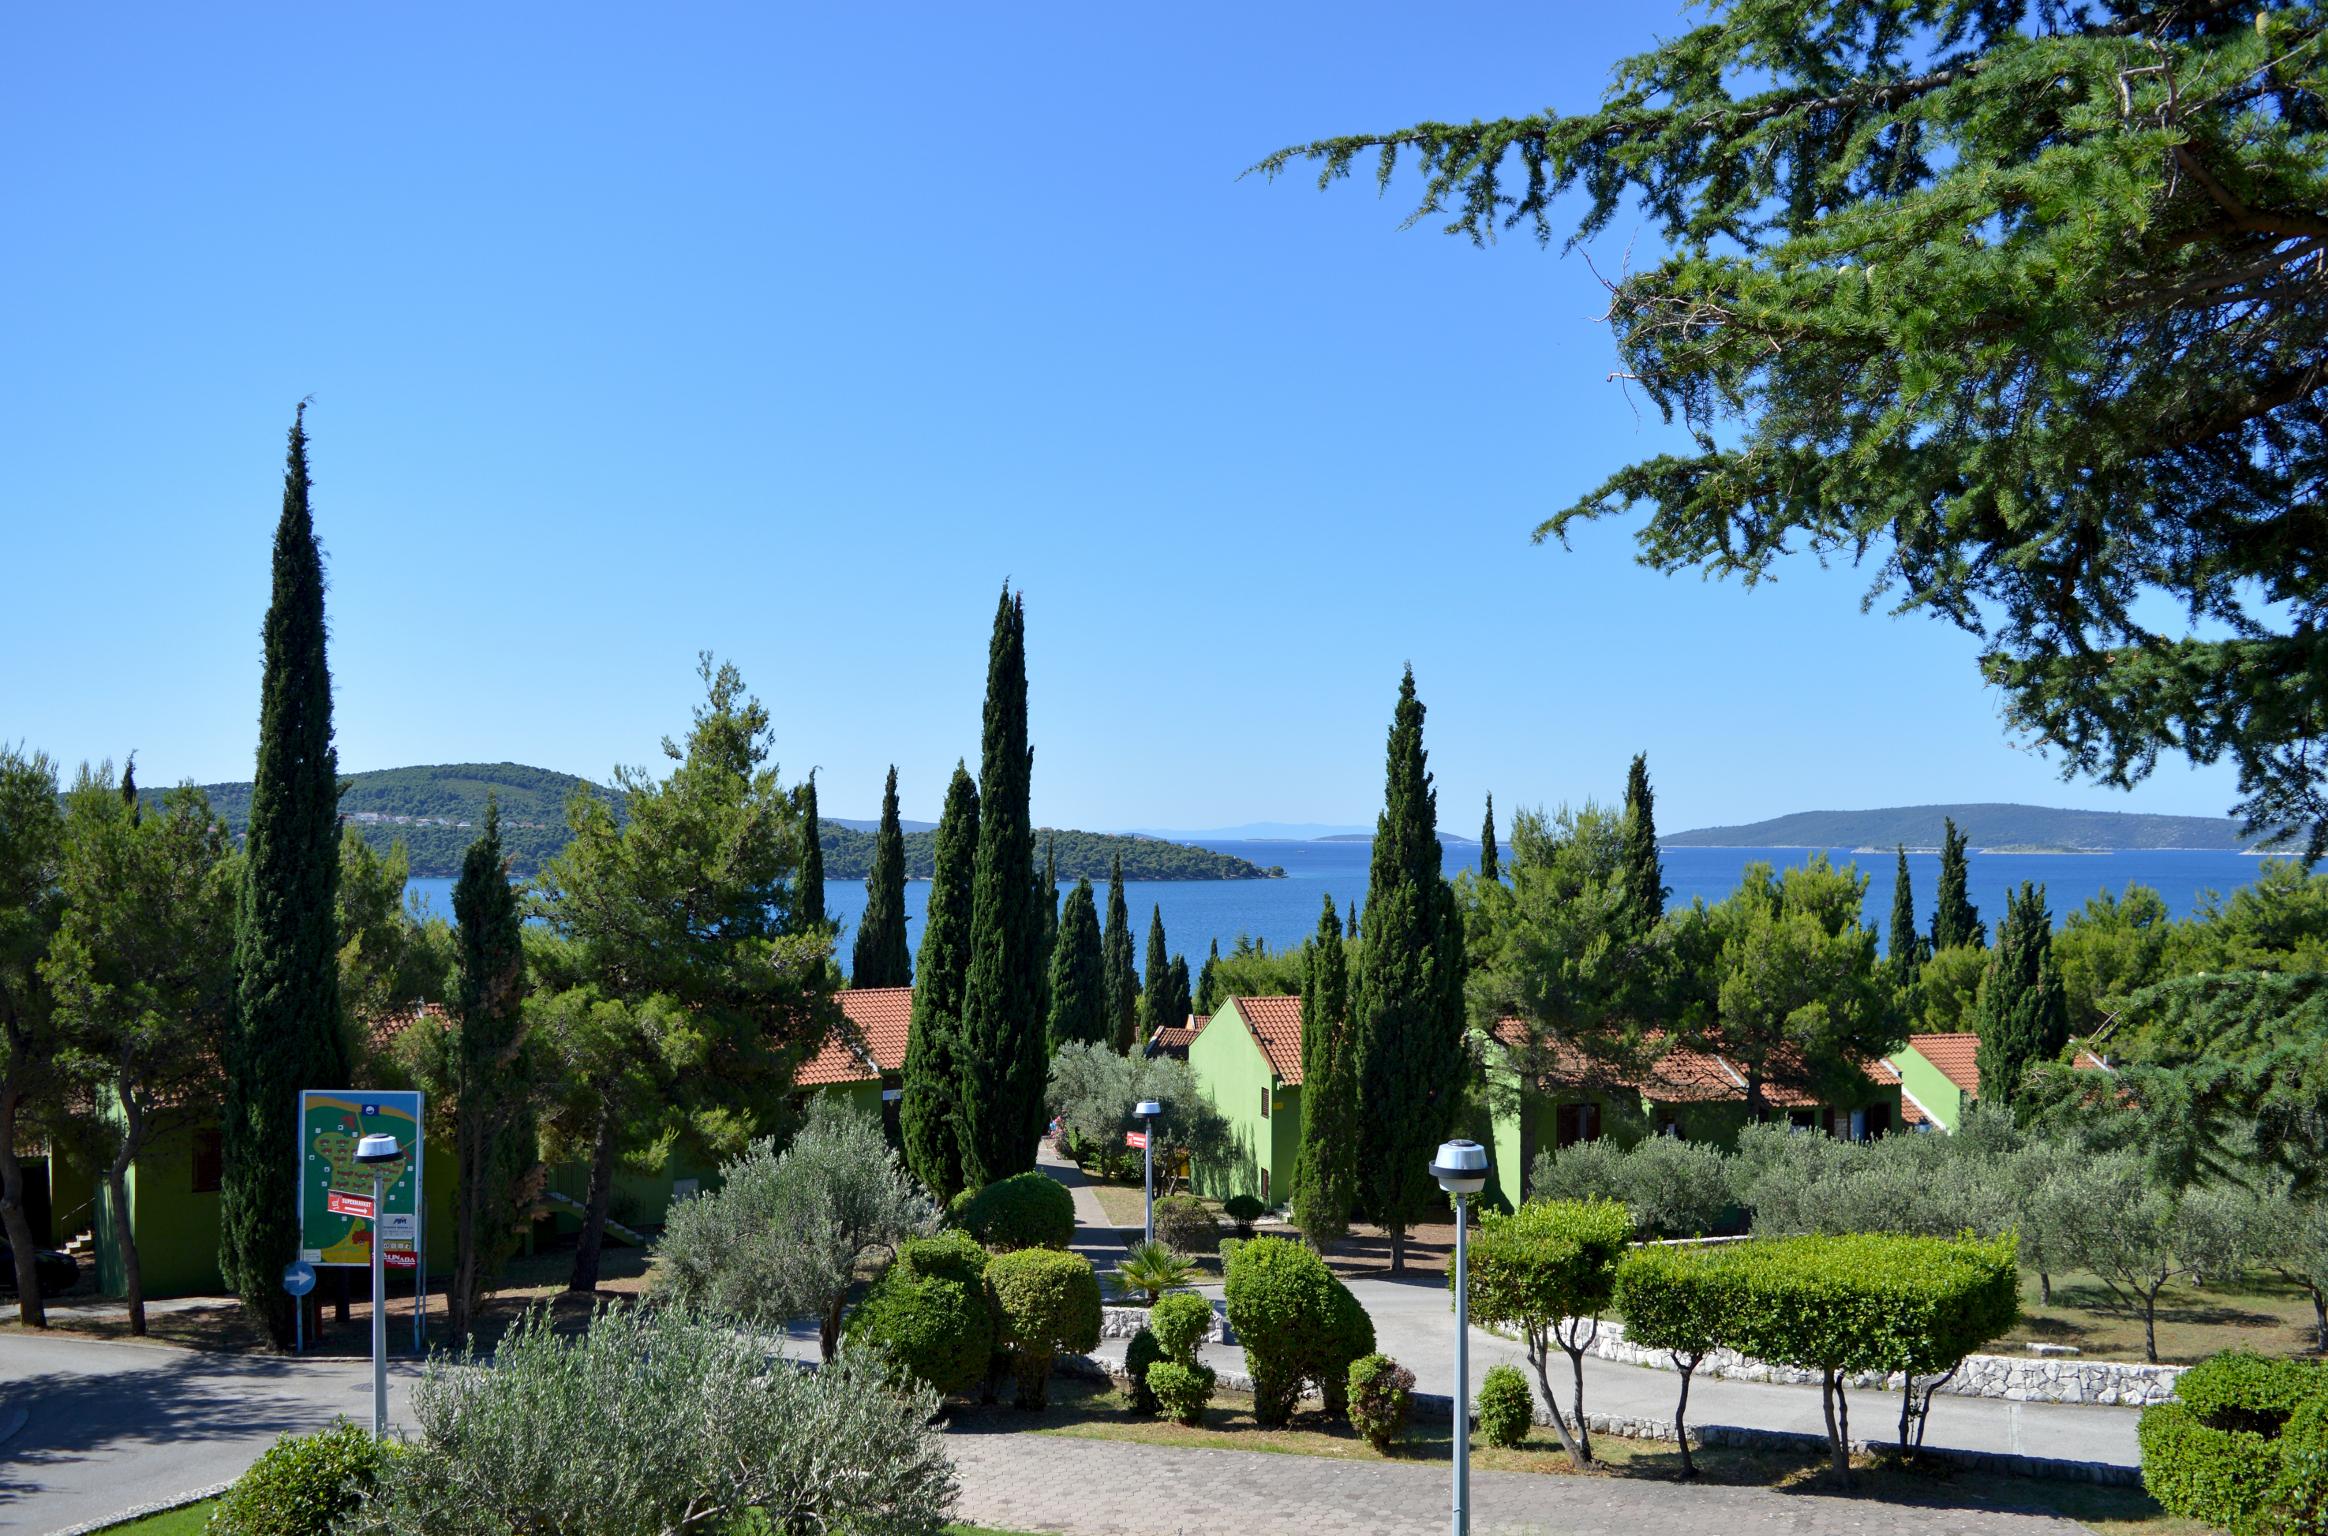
(2138, 1353, 2328, 1534)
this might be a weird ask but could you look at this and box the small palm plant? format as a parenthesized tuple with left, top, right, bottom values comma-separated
(1114, 1240, 1197, 1304)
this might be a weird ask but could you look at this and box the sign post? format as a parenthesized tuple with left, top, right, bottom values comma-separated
(282, 1260, 316, 1354)
(298, 1090, 423, 1436)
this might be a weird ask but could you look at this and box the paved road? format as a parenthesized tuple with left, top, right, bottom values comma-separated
(0, 1331, 421, 1534)
(945, 1429, 2095, 1536)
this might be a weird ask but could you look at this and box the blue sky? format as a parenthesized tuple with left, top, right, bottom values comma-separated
(1, 4, 2242, 833)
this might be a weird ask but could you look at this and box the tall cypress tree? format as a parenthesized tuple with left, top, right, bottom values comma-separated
(1195, 938, 1221, 1016)
(1166, 954, 1192, 1036)
(1045, 877, 1107, 1051)
(1887, 845, 1925, 972)
(851, 766, 913, 986)
(1621, 752, 1666, 927)
(221, 405, 352, 1349)
(447, 798, 534, 1342)
(1349, 668, 1467, 1274)
(1974, 882, 2068, 1106)
(957, 587, 1047, 1188)
(1480, 793, 1499, 881)
(902, 764, 978, 1199)
(1931, 817, 1986, 952)
(1102, 854, 1137, 1053)
(794, 772, 827, 935)
(1140, 905, 1172, 1040)
(1288, 894, 1353, 1246)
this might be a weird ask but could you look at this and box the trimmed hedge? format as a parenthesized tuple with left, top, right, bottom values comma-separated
(1149, 1291, 1212, 1365)
(1147, 1360, 1217, 1426)
(1348, 1353, 1416, 1453)
(2139, 1352, 2328, 1534)
(953, 1173, 1075, 1252)
(1477, 1365, 1533, 1449)
(212, 1421, 393, 1536)
(986, 1247, 1102, 1409)
(1155, 1195, 1220, 1256)
(1223, 1193, 1265, 1237)
(843, 1260, 992, 1398)
(1467, 1197, 1634, 1465)
(1222, 1236, 1375, 1426)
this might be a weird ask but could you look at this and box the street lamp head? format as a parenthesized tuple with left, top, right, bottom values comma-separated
(354, 1133, 402, 1165)
(1135, 1099, 1163, 1119)
(1430, 1139, 1489, 1196)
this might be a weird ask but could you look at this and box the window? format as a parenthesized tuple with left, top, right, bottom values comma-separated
(191, 1128, 223, 1193)
(1554, 1101, 1601, 1148)
(1260, 1085, 1271, 1119)
(1260, 1167, 1270, 1201)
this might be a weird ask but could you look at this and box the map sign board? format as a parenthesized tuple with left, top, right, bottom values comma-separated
(298, 1090, 424, 1268)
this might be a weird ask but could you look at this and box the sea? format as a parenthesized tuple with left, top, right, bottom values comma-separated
(403, 841, 2279, 975)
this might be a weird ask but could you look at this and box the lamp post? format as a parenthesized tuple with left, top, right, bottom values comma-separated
(1431, 1139, 1489, 1536)
(1134, 1100, 1162, 1246)
(353, 1133, 402, 1438)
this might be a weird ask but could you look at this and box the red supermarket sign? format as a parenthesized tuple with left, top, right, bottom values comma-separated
(383, 1250, 417, 1270)
(325, 1189, 376, 1220)
(1124, 1131, 1149, 1150)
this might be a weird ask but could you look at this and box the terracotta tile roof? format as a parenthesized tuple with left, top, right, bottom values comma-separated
(1492, 1020, 1899, 1112)
(2072, 1047, 2115, 1073)
(1149, 1014, 1208, 1057)
(1231, 996, 1305, 1085)
(369, 1001, 448, 1053)
(798, 986, 916, 1088)
(1909, 1032, 1983, 1097)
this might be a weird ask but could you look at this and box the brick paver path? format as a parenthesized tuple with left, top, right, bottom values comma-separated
(944, 1429, 2097, 1535)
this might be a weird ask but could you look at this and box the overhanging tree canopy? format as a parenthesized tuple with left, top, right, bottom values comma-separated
(1259, 1, 2328, 850)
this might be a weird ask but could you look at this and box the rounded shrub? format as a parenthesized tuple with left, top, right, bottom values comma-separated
(1348, 1353, 1416, 1454)
(896, 1228, 990, 1284)
(1223, 1193, 1265, 1237)
(1149, 1291, 1212, 1365)
(1222, 1235, 1376, 1426)
(1477, 1364, 1534, 1449)
(2139, 1351, 2328, 1534)
(1146, 1360, 1217, 1426)
(1123, 1327, 1164, 1415)
(2272, 1396, 2328, 1534)
(843, 1264, 992, 1398)
(985, 1247, 1102, 1409)
(211, 1420, 392, 1536)
(1155, 1195, 1220, 1256)
(953, 1173, 1075, 1252)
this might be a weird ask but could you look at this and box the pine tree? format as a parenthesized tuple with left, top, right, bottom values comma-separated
(902, 764, 978, 1200)
(1887, 845, 1925, 973)
(1288, 894, 1354, 1246)
(1140, 905, 1172, 1041)
(1195, 938, 1221, 1016)
(221, 405, 353, 1349)
(1166, 954, 1192, 1036)
(1974, 883, 2069, 1107)
(1349, 668, 1467, 1274)
(1102, 854, 1137, 1053)
(794, 772, 827, 935)
(447, 799, 534, 1342)
(1045, 878, 1107, 1051)
(1480, 793, 1499, 882)
(1621, 753, 1666, 927)
(1931, 818, 1986, 952)
(850, 766, 912, 987)
(957, 587, 1047, 1188)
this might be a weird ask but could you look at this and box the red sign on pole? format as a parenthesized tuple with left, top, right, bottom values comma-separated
(326, 1189, 377, 1220)
(1124, 1131, 1149, 1150)
(383, 1250, 417, 1270)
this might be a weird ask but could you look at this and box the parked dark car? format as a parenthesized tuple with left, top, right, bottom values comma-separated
(0, 1242, 79, 1298)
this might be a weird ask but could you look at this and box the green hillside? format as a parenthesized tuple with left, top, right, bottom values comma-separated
(1662, 802, 2287, 853)
(164, 762, 1279, 881)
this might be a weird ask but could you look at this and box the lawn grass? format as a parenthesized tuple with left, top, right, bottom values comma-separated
(91, 1495, 1041, 1536)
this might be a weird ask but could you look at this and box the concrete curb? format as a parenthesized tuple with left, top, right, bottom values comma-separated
(51, 1482, 232, 1536)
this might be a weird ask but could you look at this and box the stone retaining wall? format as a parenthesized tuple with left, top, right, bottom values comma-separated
(1099, 1302, 1232, 1344)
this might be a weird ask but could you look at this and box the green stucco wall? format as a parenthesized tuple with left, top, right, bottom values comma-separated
(1187, 1000, 1298, 1204)
(1889, 1045, 1967, 1131)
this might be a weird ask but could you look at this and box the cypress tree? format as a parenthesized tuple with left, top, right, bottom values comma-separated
(447, 798, 533, 1342)
(1140, 905, 1172, 1040)
(1887, 845, 1925, 972)
(1480, 793, 1499, 881)
(1931, 817, 1986, 952)
(1166, 954, 1192, 1036)
(1349, 668, 1467, 1275)
(850, 766, 912, 987)
(1045, 877, 1107, 1051)
(1621, 752, 1666, 926)
(902, 764, 978, 1199)
(794, 772, 827, 934)
(1288, 894, 1353, 1246)
(1974, 882, 2068, 1106)
(1033, 835, 1057, 1026)
(957, 587, 1047, 1188)
(1102, 855, 1137, 1053)
(221, 405, 352, 1349)
(1195, 938, 1221, 1016)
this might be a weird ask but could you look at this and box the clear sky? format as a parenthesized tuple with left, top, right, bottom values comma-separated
(1, 4, 2243, 834)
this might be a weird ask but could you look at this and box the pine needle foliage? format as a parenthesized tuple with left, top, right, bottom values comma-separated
(1621, 753, 1666, 927)
(1102, 854, 1138, 1054)
(1480, 793, 1500, 882)
(1889, 844, 1927, 975)
(1257, 2, 2328, 853)
(794, 773, 827, 936)
(446, 799, 536, 1343)
(851, 766, 912, 987)
(1045, 877, 1108, 1052)
(1977, 881, 2071, 1105)
(1933, 817, 1986, 953)
(903, 764, 978, 1201)
(1289, 895, 1355, 1246)
(1141, 905, 1172, 1039)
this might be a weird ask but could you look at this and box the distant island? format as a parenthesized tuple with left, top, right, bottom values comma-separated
(162, 762, 1281, 881)
(1662, 802, 2288, 853)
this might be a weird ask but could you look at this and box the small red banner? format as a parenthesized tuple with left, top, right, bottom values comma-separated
(326, 1189, 376, 1220)
(1124, 1131, 1149, 1150)
(383, 1250, 417, 1269)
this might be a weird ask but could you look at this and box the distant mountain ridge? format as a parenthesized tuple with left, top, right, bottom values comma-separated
(1663, 802, 2286, 853)
(166, 762, 1278, 881)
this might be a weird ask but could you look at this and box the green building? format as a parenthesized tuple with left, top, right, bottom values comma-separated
(1185, 995, 1304, 1205)
(1886, 1032, 1981, 1132)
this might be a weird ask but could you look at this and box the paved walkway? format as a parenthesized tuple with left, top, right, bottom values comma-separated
(944, 1429, 2094, 1535)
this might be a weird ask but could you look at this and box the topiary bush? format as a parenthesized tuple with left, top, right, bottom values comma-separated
(953, 1172, 1076, 1252)
(842, 1239, 993, 1398)
(1149, 1291, 1213, 1365)
(211, 1420, 392, 1536)
(1223, 1193, 1265, 1237)
(985, 1247, 1102, 1409)
(1123, 1327, 1164, 1415)
(2139, 1352, 2328, 1534)
(1347, 1353, 1416, 1454)
(1146, 1359, 1217, 1426)
(1222, 1236, 1376, 1426)
(1468, 1197, 1635, 1468)
(1613, 1240, 1737, 1478)
(1155, 1194, 1220, 1256)
(1477, 1365, 1534, 1449)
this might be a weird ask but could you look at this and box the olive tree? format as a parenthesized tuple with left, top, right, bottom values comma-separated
(2038, 1152, 2255, 1364)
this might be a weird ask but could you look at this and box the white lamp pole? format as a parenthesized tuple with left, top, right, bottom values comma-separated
(1135, 1100, 1162, 1246)
(1431, 1139, 1490, 1536)
(353, 1133, 402, 1439)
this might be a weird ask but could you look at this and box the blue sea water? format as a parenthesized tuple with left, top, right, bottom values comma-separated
(404, 840, 2276, 977)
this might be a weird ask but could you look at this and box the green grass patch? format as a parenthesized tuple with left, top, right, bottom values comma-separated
(92, 1498, 215, 1534)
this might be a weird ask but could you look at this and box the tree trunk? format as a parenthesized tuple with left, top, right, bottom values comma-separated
(2039, 1270, 2052, 1306)
(567, 1107, 619, 1296)
(821, 1295, 845, 1361)
(2311, 1288, 2326, 1355)
(1561, 1325, 1597, 1463)
(1387, 1225, 1405, 1276)
(1674, 1357, 1698, 1479)
(1819, 1369, 1851, 1486)
(450, 1111, 482, 1340)
(1524, 1335, 1586, 1468)
(0, 1085, 48, 1328)
(2142, 1286, 2161, 1364)
(335, 1266, 350, 1324)
(105, 1159, 143, 1336)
